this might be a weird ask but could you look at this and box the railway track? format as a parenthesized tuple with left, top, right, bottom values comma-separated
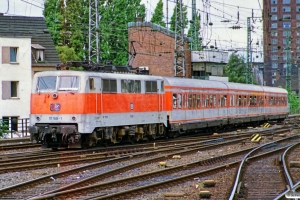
(0, 125, 293, 199)
(229, 135, 300, 200)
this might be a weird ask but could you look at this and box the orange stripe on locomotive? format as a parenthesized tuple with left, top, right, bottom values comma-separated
(31, 93, 164, 114)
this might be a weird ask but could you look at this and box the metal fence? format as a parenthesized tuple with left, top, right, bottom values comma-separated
(2, 118, 30, 138)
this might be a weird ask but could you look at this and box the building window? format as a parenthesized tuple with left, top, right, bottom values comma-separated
(297, 0, 300, 4)
(297, 39, 300, 44)
(272, 78, 276, 85)
(31, 44, 46, 62)
(2, 81, 19, 99)
(297, 6, 300, 11)
(271, 23, 277, 28)
(283, 0, 290, 4)
(272, 71, 277, 76)
(271, 31, 277, 36)
(283, 22, 291, 28)
(36, 50, 44, 61)
(272, 63, 278, 68)
(271, 0, 277, 4)
(1, 47, 19, 63)
(283, 7, 291, 12)
(271, 7, 277, 12)
(10, 47, 18, 62)
(271, 15, 277, 20)
(283, 14, 291, 20)
(272, 55, 278, 60)
(272, 46, 278, 52)
(271, 39, 278, 44)
(283, 30, 290, 36)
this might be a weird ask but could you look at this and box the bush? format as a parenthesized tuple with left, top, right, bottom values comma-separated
(0, 120, 9, 138)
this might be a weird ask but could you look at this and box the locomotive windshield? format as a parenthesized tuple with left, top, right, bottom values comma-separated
(36, 76, 79, 92)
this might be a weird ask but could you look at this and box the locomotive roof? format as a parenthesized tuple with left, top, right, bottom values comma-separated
(34, 71, 163, 80)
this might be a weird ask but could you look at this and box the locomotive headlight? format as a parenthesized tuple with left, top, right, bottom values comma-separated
(72, 116, 76, 121)
(52, 93, 58, 99)
(36, 116, 41, 121)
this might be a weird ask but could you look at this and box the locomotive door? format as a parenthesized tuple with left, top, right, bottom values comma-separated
(89, 77, 102, 123)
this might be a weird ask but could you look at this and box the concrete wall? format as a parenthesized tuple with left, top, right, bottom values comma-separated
(0, 37, 31, 119)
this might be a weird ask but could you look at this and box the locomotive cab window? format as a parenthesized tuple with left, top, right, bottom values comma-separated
(36, 76, 57, 92)
(58, 76, 79, 91)
(102, 79, 117, 93)
(145, 81, 157, 93)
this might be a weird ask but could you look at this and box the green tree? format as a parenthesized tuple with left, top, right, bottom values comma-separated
(286, 88, 299, 114)
(170, 4, 188, 32)
(56, 46, 79, 64)
(224, 53, 247, 83)
(0, 120, 9, 138)
(63, 0, 89, 60)
(150, 0, 165, 27)
(99, 0, 146, 65)
(188, 12, 201, 50)
(44, 0, 64, 46)
(44, 0, 145, 65)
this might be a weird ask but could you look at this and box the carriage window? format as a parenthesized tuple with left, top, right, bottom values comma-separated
(145, 81, 157, 93)
(206, 94, 209, 107)
(249, 96, 253, 106)
(121, 80, 141, 93)
(237, 95, 242, 106)
(102, 79, 117, 93)
(197, 94, 201, 108)
(192, 94, 196, 108)
(213, 95, 217, 107)
(230, 95, 234, 107)
(183, 94, 187, 108)
(178, 94, 182, 108)
(173, 94, 177, 109)
(188, 94, 192, 108)
(220, 95, 226, 107)
(36, 76, 57, 92)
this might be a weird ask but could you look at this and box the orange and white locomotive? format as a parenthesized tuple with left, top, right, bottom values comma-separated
(29, 70, 288, 149)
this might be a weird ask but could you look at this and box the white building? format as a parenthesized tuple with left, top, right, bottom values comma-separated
(0, 15, 60, 133)
(0, 37, 32, 120)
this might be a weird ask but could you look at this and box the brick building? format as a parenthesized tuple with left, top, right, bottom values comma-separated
(263, 0, 300, 93)
(128, 22, 192, 78)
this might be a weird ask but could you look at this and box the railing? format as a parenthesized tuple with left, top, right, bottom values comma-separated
(2, 118, 30, 138)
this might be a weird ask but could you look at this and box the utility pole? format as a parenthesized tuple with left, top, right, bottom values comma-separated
(190, 0, 198, 51)
(174, 0, 185, 77)
(166, 0, 168, 30)
(285, 30, 292, 92)
(246, 17, 253, 84)
(89, 0, 100, 64)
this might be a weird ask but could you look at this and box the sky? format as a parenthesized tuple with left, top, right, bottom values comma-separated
(0, 0, 263, 60)
(141, 0, 264, 60)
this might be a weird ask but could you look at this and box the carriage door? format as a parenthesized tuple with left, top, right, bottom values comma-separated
(157, 79, 164, 122)
(89, 76, 102, 116)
